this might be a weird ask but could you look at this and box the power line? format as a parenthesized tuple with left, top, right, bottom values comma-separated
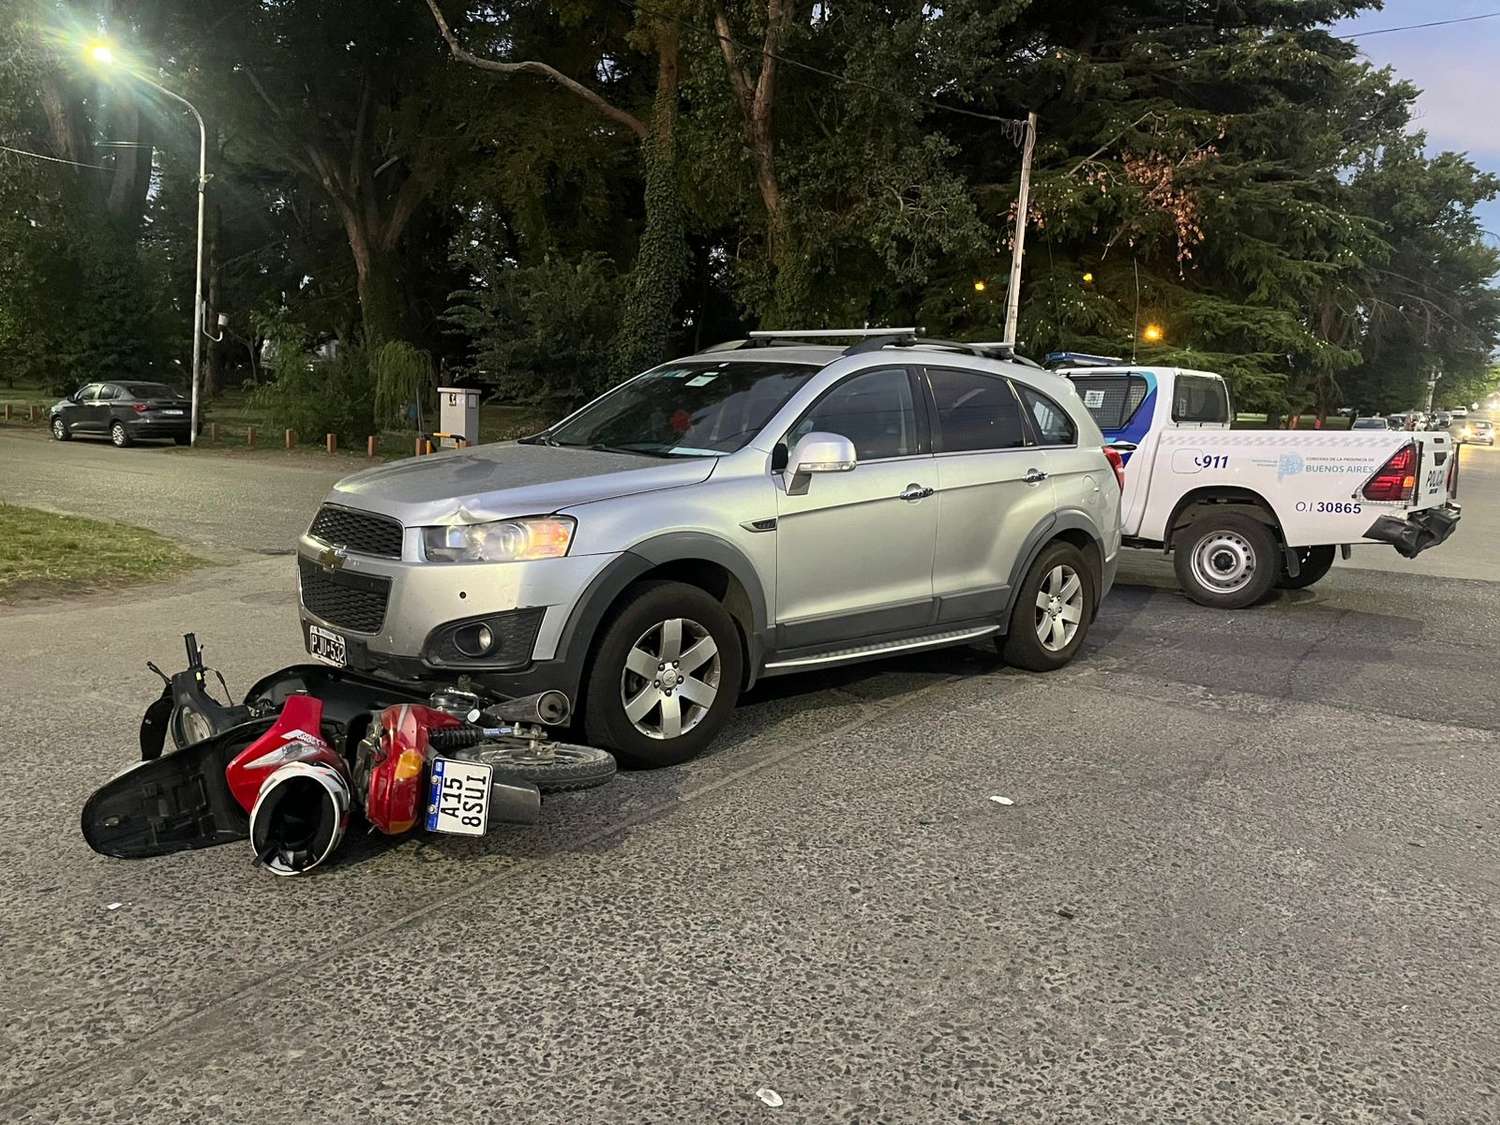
(0, 142, 110, 171)
(1335, 11, 1500, 40)
(613, 0, 1029, 132)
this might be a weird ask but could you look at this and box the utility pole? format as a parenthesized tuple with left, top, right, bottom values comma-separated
(1003, 112, 1038, 347)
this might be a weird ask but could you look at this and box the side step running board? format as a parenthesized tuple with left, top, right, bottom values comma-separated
(763, 624, 999, 674)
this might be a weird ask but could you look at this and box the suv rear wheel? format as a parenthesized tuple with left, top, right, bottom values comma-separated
(584, 580, 743, 768)
(1001, 541, 1094, 671)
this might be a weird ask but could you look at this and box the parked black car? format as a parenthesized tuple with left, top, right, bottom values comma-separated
(50, 382, 193, 447)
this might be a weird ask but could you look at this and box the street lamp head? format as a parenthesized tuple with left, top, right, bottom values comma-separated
(973, 279, 987, 293)
(86, 41, 116, 66)
(1142, 322, 1164, 344)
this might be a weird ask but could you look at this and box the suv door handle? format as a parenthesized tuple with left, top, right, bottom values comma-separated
(899, 483, 934, 501)
(1023, 468, 1048, 484)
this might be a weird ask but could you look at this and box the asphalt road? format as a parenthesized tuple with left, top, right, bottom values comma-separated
(1, 434, 1497, 1124)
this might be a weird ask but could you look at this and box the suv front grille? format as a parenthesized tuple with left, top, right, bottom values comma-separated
(298, 558, 391, 634)
(308, 504, 403, 558)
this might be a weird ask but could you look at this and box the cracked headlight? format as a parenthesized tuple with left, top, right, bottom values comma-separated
(422, 516, 575, 563)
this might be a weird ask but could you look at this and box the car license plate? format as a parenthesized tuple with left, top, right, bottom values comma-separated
(426, 757, 492, 836)
(161, 408, 184, 416)
(308, 625, 347, 667)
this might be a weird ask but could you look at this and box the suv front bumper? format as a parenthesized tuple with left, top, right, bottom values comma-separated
(295, 534, 617, 690)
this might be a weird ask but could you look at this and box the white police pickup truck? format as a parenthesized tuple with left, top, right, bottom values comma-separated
(1059, 364, 1462, 608)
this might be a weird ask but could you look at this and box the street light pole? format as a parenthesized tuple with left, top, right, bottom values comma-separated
(133, 74, 209, 447)
(1002, 112, 1038, 347)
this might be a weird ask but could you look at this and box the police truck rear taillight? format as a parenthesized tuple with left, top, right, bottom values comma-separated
(1103, 446, 1126, 491)
(1361, 443, 1417, 503)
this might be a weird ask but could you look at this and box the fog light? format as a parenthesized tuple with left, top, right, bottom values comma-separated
(453, 623, 495, 657)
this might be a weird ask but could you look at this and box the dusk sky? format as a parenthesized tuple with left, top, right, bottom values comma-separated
(1331, 0, 1500, 248)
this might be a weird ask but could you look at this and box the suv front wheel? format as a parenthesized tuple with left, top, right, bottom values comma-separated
(584, 580, 743, 768)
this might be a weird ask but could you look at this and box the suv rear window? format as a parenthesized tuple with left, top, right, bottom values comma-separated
(1067, 374, 1150, 430)
(926, 367, 1027, 453)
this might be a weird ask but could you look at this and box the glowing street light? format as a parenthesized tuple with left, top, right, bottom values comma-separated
(1142, 322, 1164, 344)
(84, 40, 211, 446)
(973, 279, 987, 293)
(1081, 271, 1094, 285)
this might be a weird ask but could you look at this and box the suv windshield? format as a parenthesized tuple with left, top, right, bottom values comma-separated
(538, 361, 818, 456)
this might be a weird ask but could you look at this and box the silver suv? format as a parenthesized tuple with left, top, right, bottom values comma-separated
(297, 332, 1122, 766)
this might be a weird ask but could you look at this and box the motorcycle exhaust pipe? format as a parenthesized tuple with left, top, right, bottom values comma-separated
(249, 762, 352, 876)
(491, 690, 571, 726)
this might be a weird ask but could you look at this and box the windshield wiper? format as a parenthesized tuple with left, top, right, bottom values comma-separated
(587, 443, 675, 458)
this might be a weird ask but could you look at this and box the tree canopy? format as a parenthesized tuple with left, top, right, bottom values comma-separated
(1, 0, 1495, 416)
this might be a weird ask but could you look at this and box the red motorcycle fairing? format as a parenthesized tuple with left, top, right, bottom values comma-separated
(361, 704, 464, 835)
(224, 693, 348, 813)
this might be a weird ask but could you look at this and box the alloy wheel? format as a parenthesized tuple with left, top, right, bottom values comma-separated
(619, 617, 720, 740)
(1034, 564, 1084, 652)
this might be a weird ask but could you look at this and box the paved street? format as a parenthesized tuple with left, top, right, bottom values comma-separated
(1, 434, 1497, 1123)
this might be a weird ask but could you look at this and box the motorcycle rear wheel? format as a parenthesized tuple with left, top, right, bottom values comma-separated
(450, 740, 616, 793)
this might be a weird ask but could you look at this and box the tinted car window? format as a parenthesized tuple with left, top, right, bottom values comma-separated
(927, 367, 1027, 453)
(790, 367, 917, 461)
(1065, 373, 1150, 430)
(1172, 375, 1229, 424)
(97, 384, 122, 401)
(124, 383, 176, 398)
(1017, 385, 1076, 445)
(77, 384, 101, 401)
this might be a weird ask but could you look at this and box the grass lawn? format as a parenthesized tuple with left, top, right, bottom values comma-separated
(0, 503, 204, 600)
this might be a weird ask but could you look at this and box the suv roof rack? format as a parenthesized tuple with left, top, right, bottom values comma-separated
(843, 334, 1043, 368)
(744, 327, 920, 348)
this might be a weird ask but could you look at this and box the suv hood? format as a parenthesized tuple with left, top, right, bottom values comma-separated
(328, 442, 717, 526)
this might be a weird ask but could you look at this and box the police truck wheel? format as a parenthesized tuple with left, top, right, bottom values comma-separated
(1174, 512, 1279, 609)
(1276, 545, 1336, 590)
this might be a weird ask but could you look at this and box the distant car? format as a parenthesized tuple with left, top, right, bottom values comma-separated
(1432, 411, 1452, 429)
(1454, 418, 1494, 446)
(1451, 406, 1469, 419)
(1351, 416, 1391, 430)
(50, 382, 194, 447)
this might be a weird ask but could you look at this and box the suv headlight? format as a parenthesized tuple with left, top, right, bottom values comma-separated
(423, 516, 575, 562)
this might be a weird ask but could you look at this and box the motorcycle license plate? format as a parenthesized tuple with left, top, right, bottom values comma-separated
(308, 625, 347, 667)
(426, 757, 492, 836)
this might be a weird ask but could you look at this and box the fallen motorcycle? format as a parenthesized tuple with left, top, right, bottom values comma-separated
(82, 634, 616, 875)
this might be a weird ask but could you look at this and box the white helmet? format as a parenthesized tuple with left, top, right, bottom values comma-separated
(249, 762, 351, 876)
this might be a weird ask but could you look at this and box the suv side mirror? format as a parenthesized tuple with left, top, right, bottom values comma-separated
(783, 432, 857, 494)
(788, 432, 857, 475)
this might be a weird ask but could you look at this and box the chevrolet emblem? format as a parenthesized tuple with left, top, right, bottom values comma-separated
(318, 546, 348, 572)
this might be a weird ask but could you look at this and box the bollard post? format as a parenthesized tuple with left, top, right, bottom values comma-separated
(415, 435, 424, 457)
(28, 405, 37, 422)
(207, 422, 217, 443)
(246, 426, 256, 448)
(367, 435, 377, 457)
(285, 428, 295, 449)
(326, 433, 337, 454)
(3, 404, 10, 420)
